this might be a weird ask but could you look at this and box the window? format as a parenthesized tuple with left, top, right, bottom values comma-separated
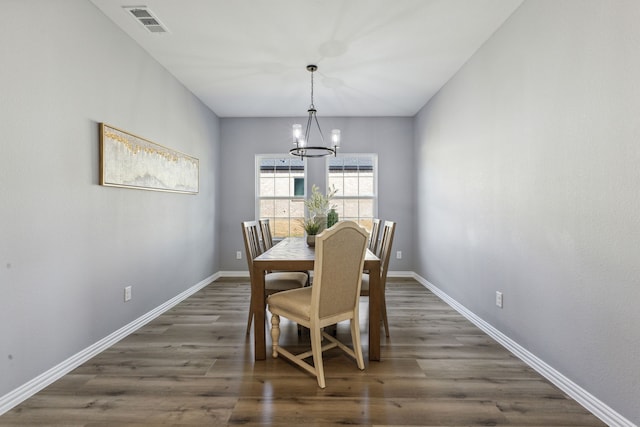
(256, 155, 306, 238)
(327, 154, 377, 232)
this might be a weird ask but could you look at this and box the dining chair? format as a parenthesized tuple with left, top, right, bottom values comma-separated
(260, 217, 310, 285)
(368, 218, 382, 255)
(361, 220, 396, 337)
(241, 221, 308, 334)
(267, 221, 369, 388)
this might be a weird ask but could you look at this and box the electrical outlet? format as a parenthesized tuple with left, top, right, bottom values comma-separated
(396, 250, 402, 259)
(496, 291, 503, 308)
(124, 286, 132, 302)
(236, 251, 242, 260)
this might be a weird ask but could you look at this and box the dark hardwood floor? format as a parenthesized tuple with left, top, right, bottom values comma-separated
(0, 277, 605, 426)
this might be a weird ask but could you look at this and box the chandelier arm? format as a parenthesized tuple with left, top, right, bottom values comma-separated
(313, 110, 325, 143)
(305, 110, 314, 144)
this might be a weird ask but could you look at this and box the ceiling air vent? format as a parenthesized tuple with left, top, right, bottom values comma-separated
(123, 6, 169, 34)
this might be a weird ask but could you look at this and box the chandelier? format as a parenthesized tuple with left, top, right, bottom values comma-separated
(290, 65, 341, 158)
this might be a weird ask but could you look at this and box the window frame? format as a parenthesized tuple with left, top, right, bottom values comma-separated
(255, 154, 307, 238)
(325, 153, 378, 231)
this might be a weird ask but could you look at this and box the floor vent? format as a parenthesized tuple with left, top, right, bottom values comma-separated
(123, 6, 169, 34)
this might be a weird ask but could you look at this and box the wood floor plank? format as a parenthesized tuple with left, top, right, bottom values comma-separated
(0, 278, 606, 426)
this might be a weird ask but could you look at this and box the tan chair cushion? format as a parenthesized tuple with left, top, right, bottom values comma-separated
(267, 287, 313, 320)
(265, 272, 308, 291)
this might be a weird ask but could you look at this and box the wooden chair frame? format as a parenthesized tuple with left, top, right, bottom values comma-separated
(368, 218, 381, 255)
(361, 220, 396, 337)
(259, 218, 273, 252)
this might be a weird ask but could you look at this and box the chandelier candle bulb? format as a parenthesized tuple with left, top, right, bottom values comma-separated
(331, 129, 341, 146)
(292, 124, 302, 141)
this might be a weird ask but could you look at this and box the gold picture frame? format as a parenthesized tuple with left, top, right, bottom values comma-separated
(99, 123, 199, 194)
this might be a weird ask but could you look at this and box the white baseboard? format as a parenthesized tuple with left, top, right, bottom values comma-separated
(387, 270, 415, 278)
(0, 272, 219, 416)
(217, 270, 250, 278)
(412, 273, 636, 427)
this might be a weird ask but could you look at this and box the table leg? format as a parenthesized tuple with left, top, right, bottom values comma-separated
(368, 262, 381, 361)
(252, 265, 266, 360)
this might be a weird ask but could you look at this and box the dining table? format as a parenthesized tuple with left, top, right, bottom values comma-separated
(251, 237, 383, 361)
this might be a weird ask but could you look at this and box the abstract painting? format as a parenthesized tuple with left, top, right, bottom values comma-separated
(99, 123, 199, 194)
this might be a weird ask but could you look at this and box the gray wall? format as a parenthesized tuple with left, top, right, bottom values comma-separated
(0, 1, 220, 395)
(219, 117, 414, 272)
(414, 0, 640, 422)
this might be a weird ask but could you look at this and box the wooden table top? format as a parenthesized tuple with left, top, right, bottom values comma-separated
(254, 237, 379, 265)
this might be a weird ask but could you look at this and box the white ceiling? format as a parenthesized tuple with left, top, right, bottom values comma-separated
(89, 0, 522, 118)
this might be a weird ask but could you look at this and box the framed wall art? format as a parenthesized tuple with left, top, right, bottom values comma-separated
(99, 123, 199, 194)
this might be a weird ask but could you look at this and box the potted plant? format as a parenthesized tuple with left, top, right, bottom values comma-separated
(327, 207, 339, 228)
(300, 217, 322, 246)
(304, 184, 337, 230)
(300, 184, 338, 246)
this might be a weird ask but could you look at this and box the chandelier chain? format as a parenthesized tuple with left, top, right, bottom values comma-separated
(309, 68, 315, 108)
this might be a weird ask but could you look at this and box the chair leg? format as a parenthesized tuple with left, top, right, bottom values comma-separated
(310, 326, 326, 388)
(350, 318, 365, 370)
(246, 309, 253, 335)
(382, 297, 390, 338)
(270, 314, 281, 358)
